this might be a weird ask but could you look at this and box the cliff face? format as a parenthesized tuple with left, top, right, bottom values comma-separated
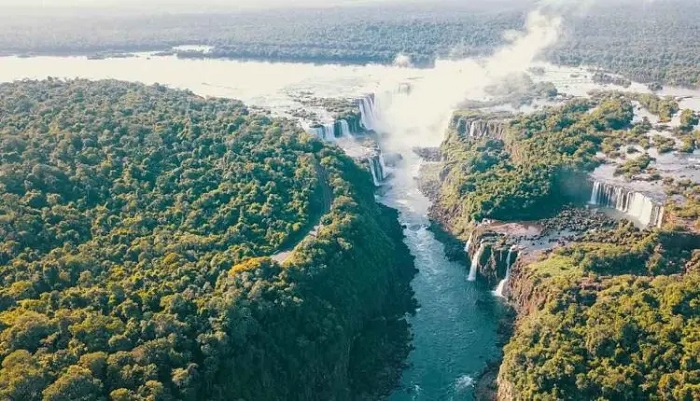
(452, 114, 510, 141)
(338, 112, 364, 134)
(466, 231, 518, 288)
(498, 253, 551, 316)
(495, 255, 564, 401)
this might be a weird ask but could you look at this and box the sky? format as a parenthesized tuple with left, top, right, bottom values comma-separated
(0, 0, 531, 11)
(0, 0, 404, 8)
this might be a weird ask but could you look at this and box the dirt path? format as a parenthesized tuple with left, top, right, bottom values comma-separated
(271, 157, 332, 263)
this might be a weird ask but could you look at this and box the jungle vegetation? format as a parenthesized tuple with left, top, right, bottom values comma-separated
(499, 224, 700, 400)
(0, 79, 416, 401)
(432, 95, 700, 400)
(433, 96, 634, 234)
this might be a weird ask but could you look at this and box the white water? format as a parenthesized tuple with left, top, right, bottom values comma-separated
(369, 155, 384, 186)
(0, 53, 511, 399)
(467, 243, 485, 282)
(469, 121, 478, 138)
(454, 375, 475, 392)
(324, 122, 335, 140)
(0, 14, 697, 398)
(464, 233, 473, 253)
(359, 95, 378, 131)
(589, 181, 664, 228)
(494, 246, 517, 298)
(340, 119, 351, 137)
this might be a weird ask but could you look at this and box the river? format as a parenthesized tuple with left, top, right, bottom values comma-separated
(379, 150, 506, 400)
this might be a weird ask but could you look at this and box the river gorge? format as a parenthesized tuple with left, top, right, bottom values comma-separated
(1, 51, 699, 400)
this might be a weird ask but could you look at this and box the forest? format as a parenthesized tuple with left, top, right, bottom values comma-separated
(433, 96, 636, 235)
(2, 1, 700, 86)
(431, 95, 700, 399)
(0, 80, 416, 400)
(500, 226, 700, 400)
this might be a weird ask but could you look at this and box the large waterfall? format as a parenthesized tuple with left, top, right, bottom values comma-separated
(357, 94, 378, 131)
(324, 123, 335, 140)
(468, 121, 478, 138)
(310, 119, 353, 140)
(589, 181, 665, 228)
(338, 119, 351, 137)
(454, 117, 509, 140)
(310, 124, 334, 140)
(494, 246, 517, 298)
(467, 242, 485, 282)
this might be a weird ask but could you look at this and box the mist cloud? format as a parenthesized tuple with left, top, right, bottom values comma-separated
(375, 4, 563, 158)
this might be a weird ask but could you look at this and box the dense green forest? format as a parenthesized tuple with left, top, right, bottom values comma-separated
(0, 80, 416, 400)
(433, 96, 635, 235)
(3, 1, 700, 86)
(427, 96, 700, 399)
(500, 226, 700, 400)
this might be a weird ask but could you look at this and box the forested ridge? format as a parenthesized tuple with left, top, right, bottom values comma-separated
(0, 80, 416, 400)
(433, 96, 634, 235)
(500, 229, 700, 400)
(428, 98, 700, 400)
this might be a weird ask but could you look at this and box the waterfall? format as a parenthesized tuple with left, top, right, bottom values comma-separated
(494, 246, 517, 298)
(589, 181, 665, 228)
(467, 242, 485, 282)
(358, 95, 378, 131)
(368, 154, 385, 187)
(324, 123, 336, 141)
(339, 120, 351, 137)
(310, 125, 332, 140)
(589, 181, 601, 205)
(468, 121, 478, 138)
(464, 233, 473, 253)
(308, 126, 324, 139)
(461, 119, 507, 140)
(379, 153, 388, 175)
(310, 120, 352, 140)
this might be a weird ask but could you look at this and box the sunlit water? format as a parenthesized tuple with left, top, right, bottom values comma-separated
(1, 54, 699, 400)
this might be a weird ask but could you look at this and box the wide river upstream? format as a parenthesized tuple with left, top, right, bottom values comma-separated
(2, 53, 699, 400)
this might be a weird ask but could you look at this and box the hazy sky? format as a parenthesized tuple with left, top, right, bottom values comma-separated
(0, 0, 411, 8)
(0, 0, 531, 11)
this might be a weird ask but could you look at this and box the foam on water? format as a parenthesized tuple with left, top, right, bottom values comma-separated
(454, 375, 475, 392)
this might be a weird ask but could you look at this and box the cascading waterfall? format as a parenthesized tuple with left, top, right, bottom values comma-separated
(310, 126, 325, 139)
(468, 121, 478, 138)
(324, 123, 336, 141)
(379, 153, 388, 175)
(467, 242, 485, 282)
(494, 246, 517, 298)
(309, 125, 331, 140)
(339, 119, 351, 137)
(589, 181, 665, 228)
(368, 154, 385, 187)
(589, 181, 601, 205)
(463, 119, 507, 139)
(464, 232, 473, 253)
(358, 94, 378, 131)
(310, 119, 353, 140)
